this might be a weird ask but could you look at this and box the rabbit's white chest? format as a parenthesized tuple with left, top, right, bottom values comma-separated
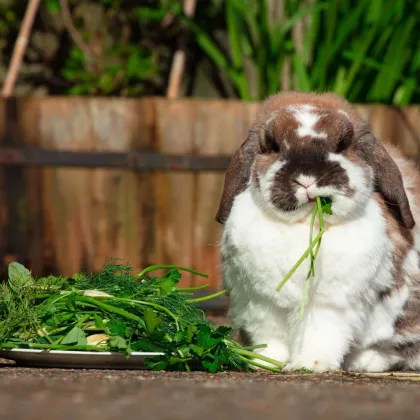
(221, 189, 393, 309)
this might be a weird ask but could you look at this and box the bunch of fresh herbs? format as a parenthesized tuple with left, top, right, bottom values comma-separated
(0, 260, 284, 373)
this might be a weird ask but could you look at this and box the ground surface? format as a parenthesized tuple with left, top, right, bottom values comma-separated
(1, 362, 420, 420)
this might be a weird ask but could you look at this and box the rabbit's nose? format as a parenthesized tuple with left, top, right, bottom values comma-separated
(293, 175, 316, 188)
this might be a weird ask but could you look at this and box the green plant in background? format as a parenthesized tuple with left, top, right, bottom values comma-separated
(154, 0, 420, 105)
(3, 0, 420, 103)
(0, 0, 174, 96)
(43, 0, 162, 96)
(62, 43, 158, 96)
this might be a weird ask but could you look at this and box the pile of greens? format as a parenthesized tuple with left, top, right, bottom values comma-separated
(0, 261, 284, 373)
(277, 197, 333, 318)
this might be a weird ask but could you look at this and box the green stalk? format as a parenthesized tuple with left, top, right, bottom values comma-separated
(314, 197, 325, 258)
(136, 265, 208, 279)
(233, 347, 286, 369)
(113, 297, 180, 330)
(238, 355, 281, 373)
(276, 230, 324, 292)
(300, 272, 312, 320)
(75, 296, 145, 324)
(186, 290, 226, 303)
(241, 344, 268, 351)
(178, 284, 210, 291)
(309, 204, 318, 276)
(300, 198, 326, 319)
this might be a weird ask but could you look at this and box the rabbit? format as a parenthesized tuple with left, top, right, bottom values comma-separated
(216, 91, 420, 373)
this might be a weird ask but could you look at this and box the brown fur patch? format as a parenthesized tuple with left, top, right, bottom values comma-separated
(252, 153, 278, 189)
(374, 192, 413, 298)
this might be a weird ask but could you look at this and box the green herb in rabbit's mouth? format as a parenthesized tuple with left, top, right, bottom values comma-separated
(276, 197, 333, 318)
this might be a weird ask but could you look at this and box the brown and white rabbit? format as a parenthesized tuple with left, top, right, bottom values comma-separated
(216, 91, 420, 372)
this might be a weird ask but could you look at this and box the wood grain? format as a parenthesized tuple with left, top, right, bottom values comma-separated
(192, 100, 259, 289)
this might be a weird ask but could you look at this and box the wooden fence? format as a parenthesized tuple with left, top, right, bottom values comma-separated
(1, 97, 420, 294)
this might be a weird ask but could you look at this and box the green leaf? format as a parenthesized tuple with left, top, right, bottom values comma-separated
(190, 344, 203, 356)
(186, 325, 197, 343)
(177, 345, 191, 358)
(44, 0, 60, 12)
(144, 357, 168, 371)
(174, 330, 185, 343)
(144, 308, 161, 334)
(320, 197, 333, 215)
(94, 313, 105, 330)
(109, 335, 127, 350)
(136, 7, 167, 22)
(61, 327, 87, 346)
(292, 54, 311, 92)
(202, 359, 221, 373)
(66, 293, 76, 312)
(106, 320, 126, 337)
(226, 1, 244, 71)
(131, 338, 163, 352)
(159, 271, 181, 296)
(197, 325, 223, 349)
(8, 262, 34, 290)
(339, 25, 377, 97)
(393, 79, 417, 106)
(215, 326, 232, 336)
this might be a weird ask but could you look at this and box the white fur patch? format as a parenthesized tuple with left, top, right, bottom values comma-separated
(258, 160, 285, 204)
(338, 109, 350, 119)
(289, 105, 328, 139)
(222, 188, 393, 372)
(295, 174, 316, 188)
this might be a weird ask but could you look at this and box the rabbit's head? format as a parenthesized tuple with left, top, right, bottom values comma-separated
(216, 91, 415, 227)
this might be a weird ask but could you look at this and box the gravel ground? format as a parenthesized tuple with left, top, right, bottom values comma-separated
(1, 362, 420, 420)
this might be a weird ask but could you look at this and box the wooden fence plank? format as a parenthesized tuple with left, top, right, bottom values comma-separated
(192, 101, 259, 289)
(37, 98, 96, 276)
(152, 99, 197, 287)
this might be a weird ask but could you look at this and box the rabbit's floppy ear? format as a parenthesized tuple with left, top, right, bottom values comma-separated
(356, 126, 415, 229)
(215, 126, 261, 224)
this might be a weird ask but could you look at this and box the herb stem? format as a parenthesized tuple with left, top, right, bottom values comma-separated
(137, 265, 208, 279)
(238, 356, 281, 373)
(113, 298, 180, 330)
(240, 344, 268, 351)
(233, 348, 286, 369)
(186, 290, 226, 303)
(309, 204, 318, 277)
(314, 197, 325, 258)
(178, 284, 210, 291)
(75, 296, 145, 325)
(276, 230, 324, 292)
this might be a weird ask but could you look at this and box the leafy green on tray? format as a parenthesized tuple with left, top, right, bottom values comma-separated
(0, 260, 285, 373)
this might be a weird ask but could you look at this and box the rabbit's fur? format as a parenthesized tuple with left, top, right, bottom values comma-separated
(217, 91, 420, 372)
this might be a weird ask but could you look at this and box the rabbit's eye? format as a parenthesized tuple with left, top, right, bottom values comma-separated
(265, 134, 280, 153)
(336, 138, 348, 153)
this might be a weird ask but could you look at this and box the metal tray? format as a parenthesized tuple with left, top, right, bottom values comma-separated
(0, 349, 164, 369)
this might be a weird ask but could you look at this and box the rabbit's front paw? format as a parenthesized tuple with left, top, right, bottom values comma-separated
(344, 348, 401, 373)
(253, 340, 290, 369)
(284, 357, 340, 373)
